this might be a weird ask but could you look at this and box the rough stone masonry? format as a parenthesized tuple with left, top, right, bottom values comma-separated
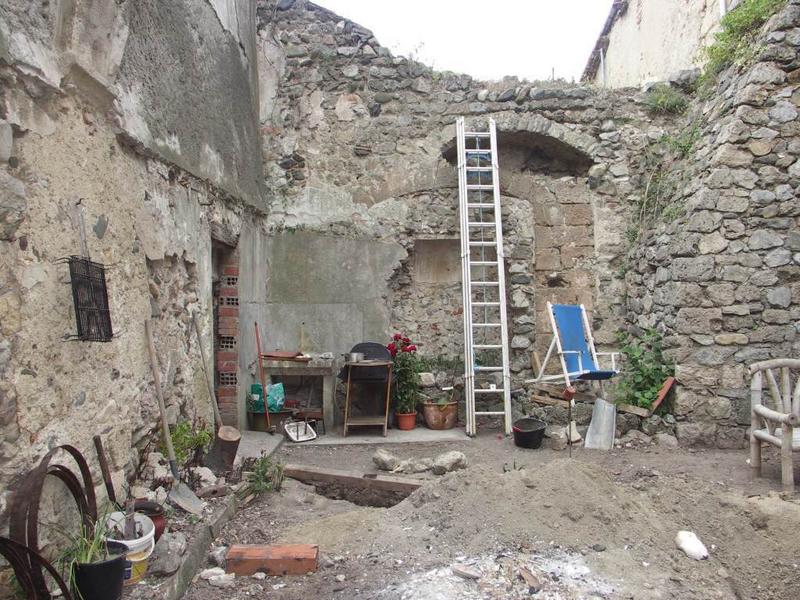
(0, 0, 798, 535)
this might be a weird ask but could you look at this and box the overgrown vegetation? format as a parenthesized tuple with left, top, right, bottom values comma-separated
(247, 455, 285, 495)
(163, 420, 212, 468)
(702, 0, 787, 86)
(615, 329, 674, 410)
(661, 127, 701, 158)
(643, 84, 689, 115)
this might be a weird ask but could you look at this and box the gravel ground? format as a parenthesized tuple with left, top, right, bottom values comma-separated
(181, 434, 800, 600)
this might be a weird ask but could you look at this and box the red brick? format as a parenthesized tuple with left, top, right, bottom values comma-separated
(219, 287, 238, 297)
(222, 266, 239, 276)
(217, 388, 237, 398)
(226, 544, 319, 576)
(216, 351, 237, 362)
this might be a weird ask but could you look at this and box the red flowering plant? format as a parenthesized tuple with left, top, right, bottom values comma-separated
(388, 333, 422, 414)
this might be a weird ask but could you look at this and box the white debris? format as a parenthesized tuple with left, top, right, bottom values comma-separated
(200, 567, 226, 580)
(208, 573, 235, 588)
(675, 530, 709, 560)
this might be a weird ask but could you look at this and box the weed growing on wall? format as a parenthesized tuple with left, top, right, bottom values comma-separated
(163, 420, 212, 468)
(615, 329, 674, 410)
(643, 85, 689, 115)
(703, 0, 787, 79)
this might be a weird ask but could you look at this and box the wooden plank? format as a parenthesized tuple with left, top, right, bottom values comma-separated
(649, 376, 675, 414)
(617, 402, 651, 418)
(226, 544, 318, 576)
(530, 394, 568, 407)
(283, 463, 424, 495)
(531, 383, 595, 402)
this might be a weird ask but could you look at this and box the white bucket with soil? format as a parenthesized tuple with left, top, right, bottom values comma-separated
(105, 512, 156, 584)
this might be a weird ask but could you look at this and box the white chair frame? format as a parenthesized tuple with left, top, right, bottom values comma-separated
(528, 302, 619, 388)
(750, 359, 800, 492)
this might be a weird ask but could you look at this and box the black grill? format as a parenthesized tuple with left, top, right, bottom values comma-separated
(67, 256, 113, 342)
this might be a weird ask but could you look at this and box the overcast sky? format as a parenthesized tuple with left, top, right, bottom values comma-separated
(316, 0, 614, 82)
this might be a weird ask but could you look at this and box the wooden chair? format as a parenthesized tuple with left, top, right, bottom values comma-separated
(749, 359, 800, 492)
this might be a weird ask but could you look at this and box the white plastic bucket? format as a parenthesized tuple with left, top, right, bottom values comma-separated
(105, 512, 155, 554)
(105, 512, 156, 583)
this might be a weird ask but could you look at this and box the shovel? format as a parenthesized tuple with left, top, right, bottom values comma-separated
(191, 311, 241, 471)
(145, 319, 204, 515)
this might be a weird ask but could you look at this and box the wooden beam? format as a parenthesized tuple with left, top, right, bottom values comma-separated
(283, 464, 424, 495)
(617, 402, 651, 418)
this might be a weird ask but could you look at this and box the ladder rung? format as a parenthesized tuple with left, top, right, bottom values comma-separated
(466, 184, 494, 190)
(474, 389, 504, 393)
(467, 222, 495, 227)
(471, 281, 499, 287)
(465, 149, 491, 153)
(473, 323, 502, 328)
(472, 302, 500, 306)
(469, 261, 498, 266)
(466, 203, 495, 209)
(474, 344, 502, 349)
(475, 366, 503, 371)
(475, 411, 506, 415)
(464, 131, 491, 137)
(466, 167, 493, 171)
(469, 241, 496, 247)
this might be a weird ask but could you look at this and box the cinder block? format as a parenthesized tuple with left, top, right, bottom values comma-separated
(226, 544, 319, 576)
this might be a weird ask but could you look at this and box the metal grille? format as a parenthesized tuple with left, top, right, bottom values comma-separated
(219, 371, 237, 386)
(67, 256, 113, 342)
(224, 276, 238, 287)
(218, 335, 236, 350)
(223, 296, 239, 306)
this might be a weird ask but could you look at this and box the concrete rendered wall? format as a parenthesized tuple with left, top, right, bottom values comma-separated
(596, 0, 723, 87)
(0, 0, 261, 521)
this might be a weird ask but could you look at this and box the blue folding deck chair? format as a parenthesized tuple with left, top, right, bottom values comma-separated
(531, 302, 619, 387)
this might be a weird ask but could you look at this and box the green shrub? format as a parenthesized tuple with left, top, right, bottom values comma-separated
(704, 0, 787, 76)
(615, 329, 674, 410)
(162, 420, 212, 467)
(247, 455, 284, 495)
(661, 126, 701, 157)
(644, 85, 689, 115)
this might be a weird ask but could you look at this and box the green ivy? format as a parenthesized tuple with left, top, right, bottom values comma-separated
(615, 329, 674, 410)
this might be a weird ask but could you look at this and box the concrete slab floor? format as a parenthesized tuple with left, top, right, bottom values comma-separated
(236, 429, 285, 459)
(236, 426, 469, 457)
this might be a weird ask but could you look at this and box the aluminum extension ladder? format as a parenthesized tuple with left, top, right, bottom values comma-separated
(456, 117, 512, 436)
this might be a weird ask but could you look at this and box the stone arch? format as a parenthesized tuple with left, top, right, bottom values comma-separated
(437, 111, 598, 176)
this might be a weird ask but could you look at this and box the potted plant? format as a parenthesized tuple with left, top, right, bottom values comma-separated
(60, 517, 126, 600)
(388, 334, 421, 430)
(421, 392, 458, 430)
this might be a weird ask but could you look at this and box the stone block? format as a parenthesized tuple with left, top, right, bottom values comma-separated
(714, 333, 748, 345)
(0, 121, 11, 163)
(534, 248, 561, 271)
(748, 230, 784, 250)
(686, 211, 722, 233)
(675, 421, 717, 447)
(675, 308, 722, 334)
(671, 256, 715, 282)
(563, 204, 593, 225)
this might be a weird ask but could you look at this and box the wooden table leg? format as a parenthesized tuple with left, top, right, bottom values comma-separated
(383, 365, 392, 437)
(322, 375, 334, 433)
(343, 366, 352, 438)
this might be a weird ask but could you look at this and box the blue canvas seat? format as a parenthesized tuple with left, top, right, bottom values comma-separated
(528, 303, 619, 387)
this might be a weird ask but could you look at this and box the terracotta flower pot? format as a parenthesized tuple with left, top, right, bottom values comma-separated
(395, 411, 417, 430)
(422, 401, 458, 430)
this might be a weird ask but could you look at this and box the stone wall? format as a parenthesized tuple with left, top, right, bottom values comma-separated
(0, 0, 261, 522)
(625, 1, 800, 447)
(253, 0, 656, 409)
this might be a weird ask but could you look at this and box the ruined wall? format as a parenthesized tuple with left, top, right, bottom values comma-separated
(254, 0, 656, 412)
(0, 1, 260, 519)
(588, 0, 724, 87)
(626, 1, 800, 447)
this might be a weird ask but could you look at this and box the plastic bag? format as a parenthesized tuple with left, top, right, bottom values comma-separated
(249, 382, 285, 413)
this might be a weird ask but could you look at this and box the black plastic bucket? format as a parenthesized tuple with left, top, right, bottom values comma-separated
(512, 418, 546, 449)
(73, 541, 126, 600)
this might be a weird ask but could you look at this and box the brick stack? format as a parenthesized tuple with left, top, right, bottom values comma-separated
(216, 251, 239, 426)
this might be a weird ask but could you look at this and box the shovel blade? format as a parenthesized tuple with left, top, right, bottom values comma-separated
(584, 397, 617, 450)
(169, 482, 204, 515)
